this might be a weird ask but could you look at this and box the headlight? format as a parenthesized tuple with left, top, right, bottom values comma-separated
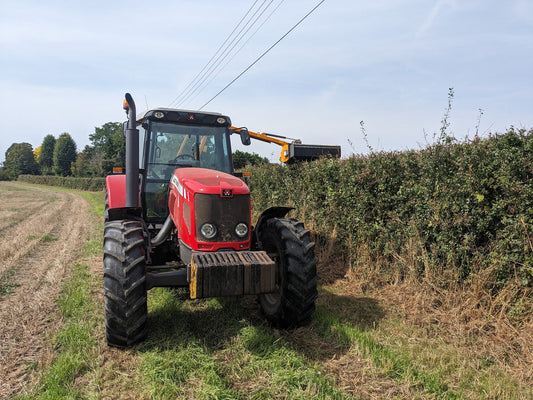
(200, 223, 217, 239)
(235, 222, 248, 238)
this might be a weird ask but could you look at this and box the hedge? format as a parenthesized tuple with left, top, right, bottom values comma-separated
(246, 127, 533, 293)
(17, 175, 106, 191)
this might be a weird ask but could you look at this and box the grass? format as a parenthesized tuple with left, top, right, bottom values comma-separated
(0, 268, 20, 295)
(16, 262, 103, 400)
(138, 289, 348, 399)
(27, 234, 58, 242)
(314, 304, 456, 399)
(11, 184, 531, 400)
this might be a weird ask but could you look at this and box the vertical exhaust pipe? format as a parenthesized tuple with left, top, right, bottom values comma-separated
(123, 93, 139, 208)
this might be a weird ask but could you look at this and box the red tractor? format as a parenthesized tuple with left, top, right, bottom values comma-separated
(103, 93, 320, 347)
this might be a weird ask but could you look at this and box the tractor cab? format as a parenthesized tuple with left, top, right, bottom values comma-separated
(136, 109, 236, 224)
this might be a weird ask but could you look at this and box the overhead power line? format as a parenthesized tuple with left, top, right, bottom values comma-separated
(168, 0, 261, 108)
(169, 0, 272, 108)
(199, 0, 327, 110)
(183, 0, 286, 108)
(177, 0, 280, 108)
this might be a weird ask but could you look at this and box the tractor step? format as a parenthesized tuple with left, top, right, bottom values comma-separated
(189, 251, 276, 299)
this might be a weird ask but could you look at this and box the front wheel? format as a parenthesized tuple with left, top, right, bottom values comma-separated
(257, 218, 318, 327)
(103, 220, 148, 347)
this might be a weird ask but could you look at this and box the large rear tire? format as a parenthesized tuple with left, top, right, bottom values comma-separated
(257, 218, 318, 327)
(103, 220, 148, 347)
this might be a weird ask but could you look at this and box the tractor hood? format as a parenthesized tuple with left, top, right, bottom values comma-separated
(168, 167, 251, 254)
(170, 168, 249, 198)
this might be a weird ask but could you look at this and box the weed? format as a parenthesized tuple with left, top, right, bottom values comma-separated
(0, 282, 20, 295)
(438, 87, 455, 144)
(0, 268, 19, 296)
(41, 234, 58, 242)
(360, 120, 374, 153)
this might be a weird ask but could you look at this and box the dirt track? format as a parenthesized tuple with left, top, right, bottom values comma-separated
(0, 182, 93, 398)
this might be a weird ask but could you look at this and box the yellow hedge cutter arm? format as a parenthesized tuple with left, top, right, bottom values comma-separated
(230, 126, 340, 163)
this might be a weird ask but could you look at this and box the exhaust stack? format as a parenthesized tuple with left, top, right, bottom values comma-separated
(123, 93, 139, 208)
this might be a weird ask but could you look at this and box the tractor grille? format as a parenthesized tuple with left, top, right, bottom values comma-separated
(194, 193, 250, 242)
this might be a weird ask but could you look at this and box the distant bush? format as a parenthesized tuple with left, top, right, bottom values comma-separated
(18, 175, 106, 191)
(0, 167, 10, 181)
(246, 127, 533, 296)
(232, 150, 269, 169)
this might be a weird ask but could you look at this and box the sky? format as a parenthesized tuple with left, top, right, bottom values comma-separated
(1, 0, 532, 164)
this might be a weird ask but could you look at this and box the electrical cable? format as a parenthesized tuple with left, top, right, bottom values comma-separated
(199, 0, 326, 110)
(185, 0, 286, 108)
(177, 0, 277, 108)
(168, 0, 261, 108)
(176, 0, 276, 108)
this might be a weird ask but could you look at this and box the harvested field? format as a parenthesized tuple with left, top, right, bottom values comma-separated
(0, 182, 92, 397)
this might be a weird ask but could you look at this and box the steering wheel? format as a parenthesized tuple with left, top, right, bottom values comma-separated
(173, 154, 195, 162)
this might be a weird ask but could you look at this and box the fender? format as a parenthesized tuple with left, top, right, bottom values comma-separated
(252, 206, 294, 250)
(106, 175, 126, 209)
(105, 175, 142, 221)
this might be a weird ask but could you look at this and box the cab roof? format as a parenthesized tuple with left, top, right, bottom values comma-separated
(137, 108, 231, 127)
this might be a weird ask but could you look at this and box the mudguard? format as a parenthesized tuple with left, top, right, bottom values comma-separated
(252, 206, 294, 249)
(105, 175, 142, 221)
(106, 175, 126, 209)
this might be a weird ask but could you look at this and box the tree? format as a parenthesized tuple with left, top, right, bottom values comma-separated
(232, 150, 269, 169)
(33, 146, 41, 164)
(39, 134, 56, 175)
(53, 133, 77, 176)
(3, 142, 40, 180)
(72, 145, 101, 177)
(0, 166, 8, 181)
(89, 122, 125, 175)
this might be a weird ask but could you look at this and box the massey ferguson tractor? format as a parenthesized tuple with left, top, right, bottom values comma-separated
(103, 93, 338, 347)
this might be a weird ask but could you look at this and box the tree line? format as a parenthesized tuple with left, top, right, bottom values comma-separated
(0, 122, 267, 181)
(0, 122, 124, 181)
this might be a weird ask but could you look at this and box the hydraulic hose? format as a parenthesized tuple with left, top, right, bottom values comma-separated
(151, 215, 174, 246)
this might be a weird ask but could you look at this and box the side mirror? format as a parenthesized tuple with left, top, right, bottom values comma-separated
(239, 128, 251, 146)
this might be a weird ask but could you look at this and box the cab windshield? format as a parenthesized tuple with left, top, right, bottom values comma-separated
(146, 121, 232, 180)
(142, 121, 232, 221)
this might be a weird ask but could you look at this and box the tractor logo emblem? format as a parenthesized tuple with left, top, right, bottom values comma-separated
(222, 189, 233, 197)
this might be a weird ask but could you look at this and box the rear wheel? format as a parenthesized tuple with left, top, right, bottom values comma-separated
(103, 220, 148, 347)
(257, 218, 318, 327)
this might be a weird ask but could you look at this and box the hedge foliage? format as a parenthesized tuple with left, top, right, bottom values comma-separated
(246, 127, 533, 292)
(17, 174, 106, 191)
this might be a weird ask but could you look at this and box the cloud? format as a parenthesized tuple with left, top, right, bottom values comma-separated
(415, 0, 456, 38)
